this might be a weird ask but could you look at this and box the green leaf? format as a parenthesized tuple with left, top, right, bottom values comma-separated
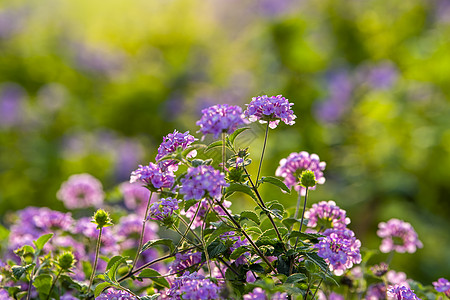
(305, 252, 331, 275)
(286, 273, 307, 284)
(94, 282, 112, 297)
(138, 269, 170, 288)
(206, 223, 234, 247)
(246, 227, 262, 235)
(282, 218, 309, 229)
(141, 239, 175, 254)
(225, 183, 257, 202)
(184, 199, 198, 212)
(33, 233, 54, 251)
(268, 202, 285, 218)
(106, 255, 127, 272)
(240, 211, 260, 225)
(288, 232, 323, 243)
(207, 241, 228, 258)
(260, 176, 290, 194)
(107, 256, 127, 283)
(205, 140, 223, 152)
(182, 144, 204, 157)
(141, 295, 161, 300)
(33, 274, 52, 296)
(230, 246, 249, 260)
(12, 264, 34, 280)
(229, 128, 250, 144)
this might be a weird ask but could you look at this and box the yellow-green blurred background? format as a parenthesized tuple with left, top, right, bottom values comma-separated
(1, 0, 449, 284)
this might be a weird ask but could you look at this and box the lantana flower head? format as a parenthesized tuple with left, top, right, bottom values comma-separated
(167, 271, 221, 299)
(179, 165, 229, 200)
(96, 289, 137, 300)
(244, 94, 296, 129)
(156, 130, 197, 172)
(377, 218, 423, 253)
(169, 252, 202, 274)
(57, 173, 104, 209)
(433, 278, 450, 297)
(387, 285, 420, 300)
(315, 228, 362, 276)
(130, 163, 175, 190)
(275, 151, 326, 196)
(148, 197, 181, 221)
(196, 104, 245, 138)
(304, 200, 350, 231)
(182, 199, 231, 228)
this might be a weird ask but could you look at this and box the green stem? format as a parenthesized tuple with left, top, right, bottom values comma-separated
(201, 206, 212, 277)
(176, 203, 202, 249)
(46, 268, 62, 300)
(222, 132, 226, 175)
(129, 191, 153, 273)
(26, 265, 36, 300)
(88, 227, 103, 292)
(256, 122, 269, 185)
(312, 278, 323, 300)
(305, 277, 314, 299)
(294, 190, 302, 220)
(294, 188, 308, 249)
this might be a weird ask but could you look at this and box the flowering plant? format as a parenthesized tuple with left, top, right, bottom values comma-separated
(0, 95, 447, 300)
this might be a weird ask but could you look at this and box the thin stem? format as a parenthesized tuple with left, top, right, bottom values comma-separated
(88, 227, 103, 292)
(214, 198, 277, 274)
(201, 207, 212, 277)
(26, 265, 36, 300)
(312, 278, 324, 300)
(256, 122, 269, 185)
(294, 188, 309, 249)
(294, 190, 302, 220)
(176, 203, 202, 249)
(222, 132, 226, 175)
(305, 277, 314, 299)
(46, 268, 62, 300)
(129, 191, 154, 273)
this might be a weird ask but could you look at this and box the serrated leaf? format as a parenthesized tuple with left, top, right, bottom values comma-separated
(260, 228, 288, 240)
(229, 128, 250, 144)
(288, 232, 323, 243)
(141, 239, 175, 254)
(107, 256, 127, 283)
(184, 199, 198, 212)
(141, 295, 161, 300)
(246, 227, 262, 235)
(260, 176, 290, 194)
(94, 282, 112, 297)
(205, 140, 223, 152)
(12, 264, 33, 280)
(282, 217, 308, 229)
(206, 223, 233, 247)
(33, 274, 52, 296)
(225, 183, 257, 202)
(240, 211, 260, 225)
(33, 233, 53, 251)
(268, 202, 285, 217)
(106, 256, 127, 272)
(305, 252, 331, 275)
(207, 241, 228, 258)
(285, 273, 307, 284)
(230, 246, 249, 260)
(138, 269, 170, 288)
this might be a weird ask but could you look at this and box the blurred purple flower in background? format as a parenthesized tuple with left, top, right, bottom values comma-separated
(114, 139, 145, 180)
(56, 173, 104, 209)
(317, 291, 345, 300)
(358, 61, 398, 90)
(96, 289, 137, 300)
(244, 287, 266, 300)
(377, 218, 423, 253)
(0, 7, 27, 39)
(72, 42, 125, 77)
(0, 83, 26, 129)
(387, 284, 420, 300)
(119, 182, 152, 216)
(433, 278, 450, 297)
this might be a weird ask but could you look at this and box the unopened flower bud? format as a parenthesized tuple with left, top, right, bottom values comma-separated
(92, 209, 113, 229)
(58, 252, 75, 270)
(300, 170, 316, 188)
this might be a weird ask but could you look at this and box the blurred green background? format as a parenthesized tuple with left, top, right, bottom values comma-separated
(1, 0, 449, 285)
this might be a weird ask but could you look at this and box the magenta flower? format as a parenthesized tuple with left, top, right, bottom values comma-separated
(196, 104, 245, 138)
(57, 173, 104, 209)
(433, 278, 450, 297)
(315, 228, 362, 276)
(148, 197, 181, 221)
(377, 219, 423, 253)
(119, 182, 154, 217)
(275, 151, 326, 196)
(387, 285, 420, 300)
(156, 130, 197, 172)
(304, 200, 350, 231)
(244, 94, 296, 129)
(130, 163, 175, 189)
(96, 289, 137, 300)
(179, 166, 229, 200)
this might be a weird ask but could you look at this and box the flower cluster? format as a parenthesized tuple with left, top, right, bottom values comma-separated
(130, 163, 175, 189)
(167, 271, 221, 299)
(96, 289, 137, 300)
(182, 199, 231, 228)
(148, 197, 180, 221)
(377, 218, 423, 253)
(156, 130, 197, 172)
(220, 231, 250, 265)
(387, 285, 420, 300)
(275, 151, 326, 196)
(433, 278, 450, 297)
(315, 228, 362, 276)
(196, 104, 245, 138)
(119, 182, 152, 216)
(179, 166, 229, 200)
(169, 252, 202, 274)
(57, 173, 104, 209)
(244, 94, 296, 129)
(304, 200, 350, 231)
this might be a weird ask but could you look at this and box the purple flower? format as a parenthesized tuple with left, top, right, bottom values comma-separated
(130, 163, 175, 189)
(148, 197, 181, 221)
(275, 151, 326, 196)
(304, 201, 350, 231)
(196, 104, 245, 138)
(0, 288, 14, 300)
(167, 271, 221, 299)
(115, 214, 159, 250)
(433, 278, 450, 297)
(156, 130, 197, 172)
(57, 173, 104, 209)
(220, 231, 250, 265)
(96, 288, 137, 300)
(244, 287, 267, 300)
(119, 182, 153, 216)
(179, 166, 229, 200)
(315, 228, 362, 276)
(387, 285, 420, 300)
(182, 199, 231, 229)
(0, 82, 26, 128)
(271, 292, 288, 300)
(244, 95, 296, 129)
(366, 283, 386, 300)
(377, 219, 423, 254)
(387, 270, 410, 288)
(317, 291, 345, 300)
(169, 252, 202, 274)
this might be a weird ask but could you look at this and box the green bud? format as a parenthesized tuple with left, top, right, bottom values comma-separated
(92, 209, 113, 229)
(58, 252, 75, 270)
(300, 170, 316, 188)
